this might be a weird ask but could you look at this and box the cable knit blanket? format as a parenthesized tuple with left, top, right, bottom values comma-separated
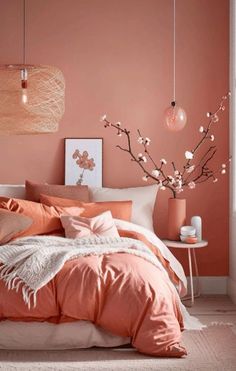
(0, 235, 165, 309)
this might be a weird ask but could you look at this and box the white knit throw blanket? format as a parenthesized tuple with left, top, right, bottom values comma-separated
(0, 235, 165, 309)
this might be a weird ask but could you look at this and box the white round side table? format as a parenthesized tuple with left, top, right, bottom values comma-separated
(162, 239, 208, 306)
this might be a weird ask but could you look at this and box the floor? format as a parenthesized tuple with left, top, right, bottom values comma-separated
(0, 295, 236, 371)
(188, 294, 236, 323)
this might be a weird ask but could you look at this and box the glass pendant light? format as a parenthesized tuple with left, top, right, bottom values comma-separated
(164, 0, 187, 132)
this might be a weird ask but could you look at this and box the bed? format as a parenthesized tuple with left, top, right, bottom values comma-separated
(0, 182, 197, 357)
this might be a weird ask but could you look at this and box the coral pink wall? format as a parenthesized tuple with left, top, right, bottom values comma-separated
(0, 0, 229, 276)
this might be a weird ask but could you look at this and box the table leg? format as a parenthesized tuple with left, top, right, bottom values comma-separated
(192, 248, 200, 297)
(188, 248, 194, 306)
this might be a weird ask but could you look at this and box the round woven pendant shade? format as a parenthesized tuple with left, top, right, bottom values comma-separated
(0, 64, 65, 134)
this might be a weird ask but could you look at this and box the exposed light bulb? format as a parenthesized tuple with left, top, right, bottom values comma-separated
(22, 89, 28, 104)
(21, 68, 28, 104)
(164, 101, 187, 132)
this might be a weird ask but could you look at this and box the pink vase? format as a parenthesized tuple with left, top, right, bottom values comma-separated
(167, 198, 186, 241)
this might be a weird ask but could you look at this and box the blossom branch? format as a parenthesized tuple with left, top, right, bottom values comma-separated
(99, 93, 230, 198)
(182, 93, 230, 178)
(102, 118, 176, 197)
(137, 129, 170, 182)
(183, 146, 216, 184)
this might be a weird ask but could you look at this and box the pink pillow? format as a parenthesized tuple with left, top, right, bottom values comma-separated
(61, 211, 119, 239)
(0, 209, 32, 244)
(25, 180, 89, 203)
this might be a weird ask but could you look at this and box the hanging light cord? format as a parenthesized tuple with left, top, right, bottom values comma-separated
(21, 0, 27, 95)
(23, 0, 26, 65)
(173, 0, 176, 103)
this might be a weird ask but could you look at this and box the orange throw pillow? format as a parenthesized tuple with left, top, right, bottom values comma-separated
(0, 197, 84, 237)
(25, 180, 90, 203)
(0, 209, 33, 244)
(40, 194, 132, 222)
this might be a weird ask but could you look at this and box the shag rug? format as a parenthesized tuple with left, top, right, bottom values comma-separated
(0, 323, 236, 371)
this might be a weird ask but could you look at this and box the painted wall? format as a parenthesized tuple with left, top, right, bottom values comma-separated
(0, 0, 229, 276)
(229, 0, 236, 303)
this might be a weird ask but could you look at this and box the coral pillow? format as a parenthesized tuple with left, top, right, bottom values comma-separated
(61, 211, 119, 239)
(25, 180, 89, 203)
(40, 194, 132, 222)
(0, 209, 32, 244)
(0, 197, 84, 237)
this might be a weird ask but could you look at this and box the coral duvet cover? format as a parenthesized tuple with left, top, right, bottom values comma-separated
(0, 220, 187, 357)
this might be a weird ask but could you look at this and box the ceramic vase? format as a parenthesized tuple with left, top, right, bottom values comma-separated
(168, 198, 186, 241)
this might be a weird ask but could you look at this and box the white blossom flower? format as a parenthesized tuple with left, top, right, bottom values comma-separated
(213, 178, 218, 183)
(176, 188, 183, 193)
(117, 132, 122, 137)
(151, 169, 160, 178)
(221, 169, 226, 174)
(185, 151, 194, 160)
(116, 122, 121, 127)
(160, 186, 166, 191)
(188, 181, 196, 189)
(100, 114, 107, 122)
(210, 135, 215, 141)
(222, 163, 226, 168)
(138, 153, 147, 162)
(221, 105, 225, 111)
(137, 136, 144, 144)
(160, 158, 167, 165)
(175, 179, 183, 189)
(174, 170, 180, 176)
(212, 115, 219, 123)
(186, 165, 195, 173)
(206, 112, 211, 118)
(142, 175, 148, 182)
(199, 126, 204, 133)
(145, 137, 151, 145)
(175, 175, 182, 181)
(158, 180, 163, 187)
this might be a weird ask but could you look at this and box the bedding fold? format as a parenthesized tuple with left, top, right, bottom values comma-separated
(0, 235, 165, 309)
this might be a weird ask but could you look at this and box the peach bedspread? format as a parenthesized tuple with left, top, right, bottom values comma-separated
(0, 233, 187, 357)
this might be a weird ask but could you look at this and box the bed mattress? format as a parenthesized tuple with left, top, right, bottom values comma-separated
(0, 320, 129, 350)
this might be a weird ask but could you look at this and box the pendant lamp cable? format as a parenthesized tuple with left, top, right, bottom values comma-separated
(21, 0, 27, 104)
(173, 0, 176, 103)
(23, 0, 26, 65)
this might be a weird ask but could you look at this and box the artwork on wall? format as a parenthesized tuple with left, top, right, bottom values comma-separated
(65, 138, 103, 187)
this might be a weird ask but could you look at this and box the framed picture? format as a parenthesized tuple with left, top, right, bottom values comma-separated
(65, 138, 103, 187)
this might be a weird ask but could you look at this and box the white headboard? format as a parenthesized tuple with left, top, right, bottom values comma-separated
(0, 185, 25, 199)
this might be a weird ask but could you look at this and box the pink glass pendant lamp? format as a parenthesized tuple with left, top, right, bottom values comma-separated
(164, 102, 187, 132)
(164, 0, 187, 132)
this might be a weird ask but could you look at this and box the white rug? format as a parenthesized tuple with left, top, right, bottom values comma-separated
(0, 324, 236, 371)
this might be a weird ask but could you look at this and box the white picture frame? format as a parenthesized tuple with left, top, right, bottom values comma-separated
(65, 138, 103, 187)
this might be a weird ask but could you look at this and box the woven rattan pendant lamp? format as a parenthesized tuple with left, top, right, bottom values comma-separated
(0, 0, 65, 134)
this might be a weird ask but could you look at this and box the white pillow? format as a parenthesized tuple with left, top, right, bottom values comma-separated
(89, 184, 158, 232)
